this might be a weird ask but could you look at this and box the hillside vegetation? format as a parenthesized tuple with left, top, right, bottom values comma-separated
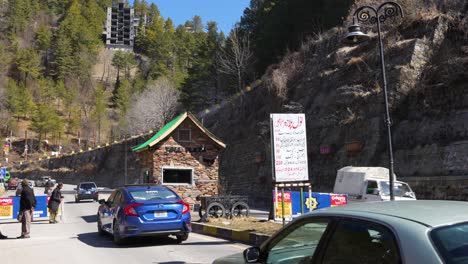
(0, 0, 354, 165)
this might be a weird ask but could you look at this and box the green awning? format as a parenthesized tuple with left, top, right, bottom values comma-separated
(132, 113, 185, 152)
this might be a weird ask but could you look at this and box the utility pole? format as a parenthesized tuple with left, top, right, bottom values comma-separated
(124, 135, 128, 185)
(24, 130, 28, 160)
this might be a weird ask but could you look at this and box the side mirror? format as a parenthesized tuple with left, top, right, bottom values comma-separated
(243, 247, 260, 263)
(98, 199, 106, 204)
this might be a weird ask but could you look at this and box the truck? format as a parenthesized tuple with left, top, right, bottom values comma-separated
(333, 166, 416, 202)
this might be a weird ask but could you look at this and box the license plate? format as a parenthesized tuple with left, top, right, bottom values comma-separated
(154, 211, 167, 217)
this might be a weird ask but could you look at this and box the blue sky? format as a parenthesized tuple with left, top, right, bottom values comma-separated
(146, 0, 251, 33)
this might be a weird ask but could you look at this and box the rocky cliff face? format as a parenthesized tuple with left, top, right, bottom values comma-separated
(200, 15, 468, 207)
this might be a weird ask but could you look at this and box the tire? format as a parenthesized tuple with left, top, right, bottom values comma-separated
(176, 233, 189, 244)
(206, 202, 225, 218)
(97, 215, 105, 235)
(231, 202, 250, 218)
(113, 220, 124, 245)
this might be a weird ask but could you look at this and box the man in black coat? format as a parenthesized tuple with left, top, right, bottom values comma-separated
(47, 183, 63, 224)
(18, 179, 36, 239)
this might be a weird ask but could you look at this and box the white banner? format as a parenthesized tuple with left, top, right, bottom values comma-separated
(271, 113, 309, 182)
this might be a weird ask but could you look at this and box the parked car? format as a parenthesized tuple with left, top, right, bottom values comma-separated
(75, 182, 99, 202)
(35, 176, 56, 187)
(7, 177, 21, 190)
(213, 200, 468, 264)
(97, 184, 191, 245)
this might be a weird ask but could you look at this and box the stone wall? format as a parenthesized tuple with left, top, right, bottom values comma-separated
(11, 135, 151, 188)
(400, 176, 468, 201)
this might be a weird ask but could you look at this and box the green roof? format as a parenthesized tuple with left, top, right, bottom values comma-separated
(132, 113, 185, 152)
(132, 112, 226, 152)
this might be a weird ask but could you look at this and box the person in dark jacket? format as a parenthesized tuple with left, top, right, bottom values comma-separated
(47, 183, 63, 223)
(18, 179, 36, 239)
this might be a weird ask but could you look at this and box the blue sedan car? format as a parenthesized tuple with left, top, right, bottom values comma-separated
(97, 185, 191, 245)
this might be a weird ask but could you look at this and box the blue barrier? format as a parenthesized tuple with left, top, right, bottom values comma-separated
(0, 195, 59, 221)
(273, 191, 348, 221)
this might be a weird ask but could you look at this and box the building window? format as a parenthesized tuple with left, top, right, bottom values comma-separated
(162, 167, 193, 185)
(178, 128, 191, 142)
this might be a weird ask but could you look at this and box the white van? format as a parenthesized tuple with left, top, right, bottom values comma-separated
(333, 166, 416, 202)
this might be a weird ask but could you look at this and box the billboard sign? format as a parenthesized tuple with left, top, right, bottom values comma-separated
(270, 113, 308, 182)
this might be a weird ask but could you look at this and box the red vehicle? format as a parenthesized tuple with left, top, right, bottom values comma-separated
(7, 177, 21, 190)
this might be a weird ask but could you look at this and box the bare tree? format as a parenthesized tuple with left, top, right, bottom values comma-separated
(126, 78, 180, 134)
(217, 27, 253, 95)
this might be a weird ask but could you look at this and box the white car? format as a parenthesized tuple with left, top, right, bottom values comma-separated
(35, 176, 56, 187)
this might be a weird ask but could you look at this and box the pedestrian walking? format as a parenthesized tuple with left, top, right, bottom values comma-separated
(47, 183, 63, 224)
(17, 179, 36, 239)
(44, 178, 54, 195)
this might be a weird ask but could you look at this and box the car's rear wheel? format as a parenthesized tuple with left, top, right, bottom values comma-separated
(176, 233, 189, 244)
(97, 215, 105, 235)
(113, 221, 124, 245)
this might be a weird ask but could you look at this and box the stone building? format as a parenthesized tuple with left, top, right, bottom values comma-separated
(132, 112, 226, 205)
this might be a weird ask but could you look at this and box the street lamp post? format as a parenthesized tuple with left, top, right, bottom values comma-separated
(124, 134, 128, 185)
(342, 2, 403, 201)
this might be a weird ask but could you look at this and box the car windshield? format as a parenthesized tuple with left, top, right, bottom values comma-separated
(80, 183, 97, 189)
(431, 222, 468, 264)
(379, 181, 414, 197)
(129, 189, 177, 201)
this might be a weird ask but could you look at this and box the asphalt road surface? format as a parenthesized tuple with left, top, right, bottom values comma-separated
(0, 184, 248, 264)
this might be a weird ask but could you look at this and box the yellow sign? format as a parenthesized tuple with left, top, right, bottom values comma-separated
(274, 191, 292, 219)
(0, 198, 13, 219)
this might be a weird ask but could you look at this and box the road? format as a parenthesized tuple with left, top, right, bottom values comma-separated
(0, 185, 248, 264)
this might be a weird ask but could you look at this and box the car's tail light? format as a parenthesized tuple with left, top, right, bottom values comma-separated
(95, 192, 99, 195)
(177, 200, 190, 214)
(124, 203, 143, 217)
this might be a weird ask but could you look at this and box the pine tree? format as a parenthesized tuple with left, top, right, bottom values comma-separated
(14, 47, 41, 83)
(91, 85, 108, 145)
(30, 103, 63, 150)
(115, 79, 130, 117)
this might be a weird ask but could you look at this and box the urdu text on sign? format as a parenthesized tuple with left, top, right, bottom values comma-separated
(271, 113, 309, 182)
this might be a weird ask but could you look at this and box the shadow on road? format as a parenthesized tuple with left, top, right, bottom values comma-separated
(64, 200, 94, 204)
(76, 232, 237, 248)
(81, 214, 97, 223)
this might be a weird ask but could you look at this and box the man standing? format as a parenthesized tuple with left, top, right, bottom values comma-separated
(18, 179, 36, 239)
(47, 183, 63, 224)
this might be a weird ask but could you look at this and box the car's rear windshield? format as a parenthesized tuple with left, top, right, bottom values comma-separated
(80, 183, 97, 189)
(431, 222, 468, 263)
(129, 189, 178, 201)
